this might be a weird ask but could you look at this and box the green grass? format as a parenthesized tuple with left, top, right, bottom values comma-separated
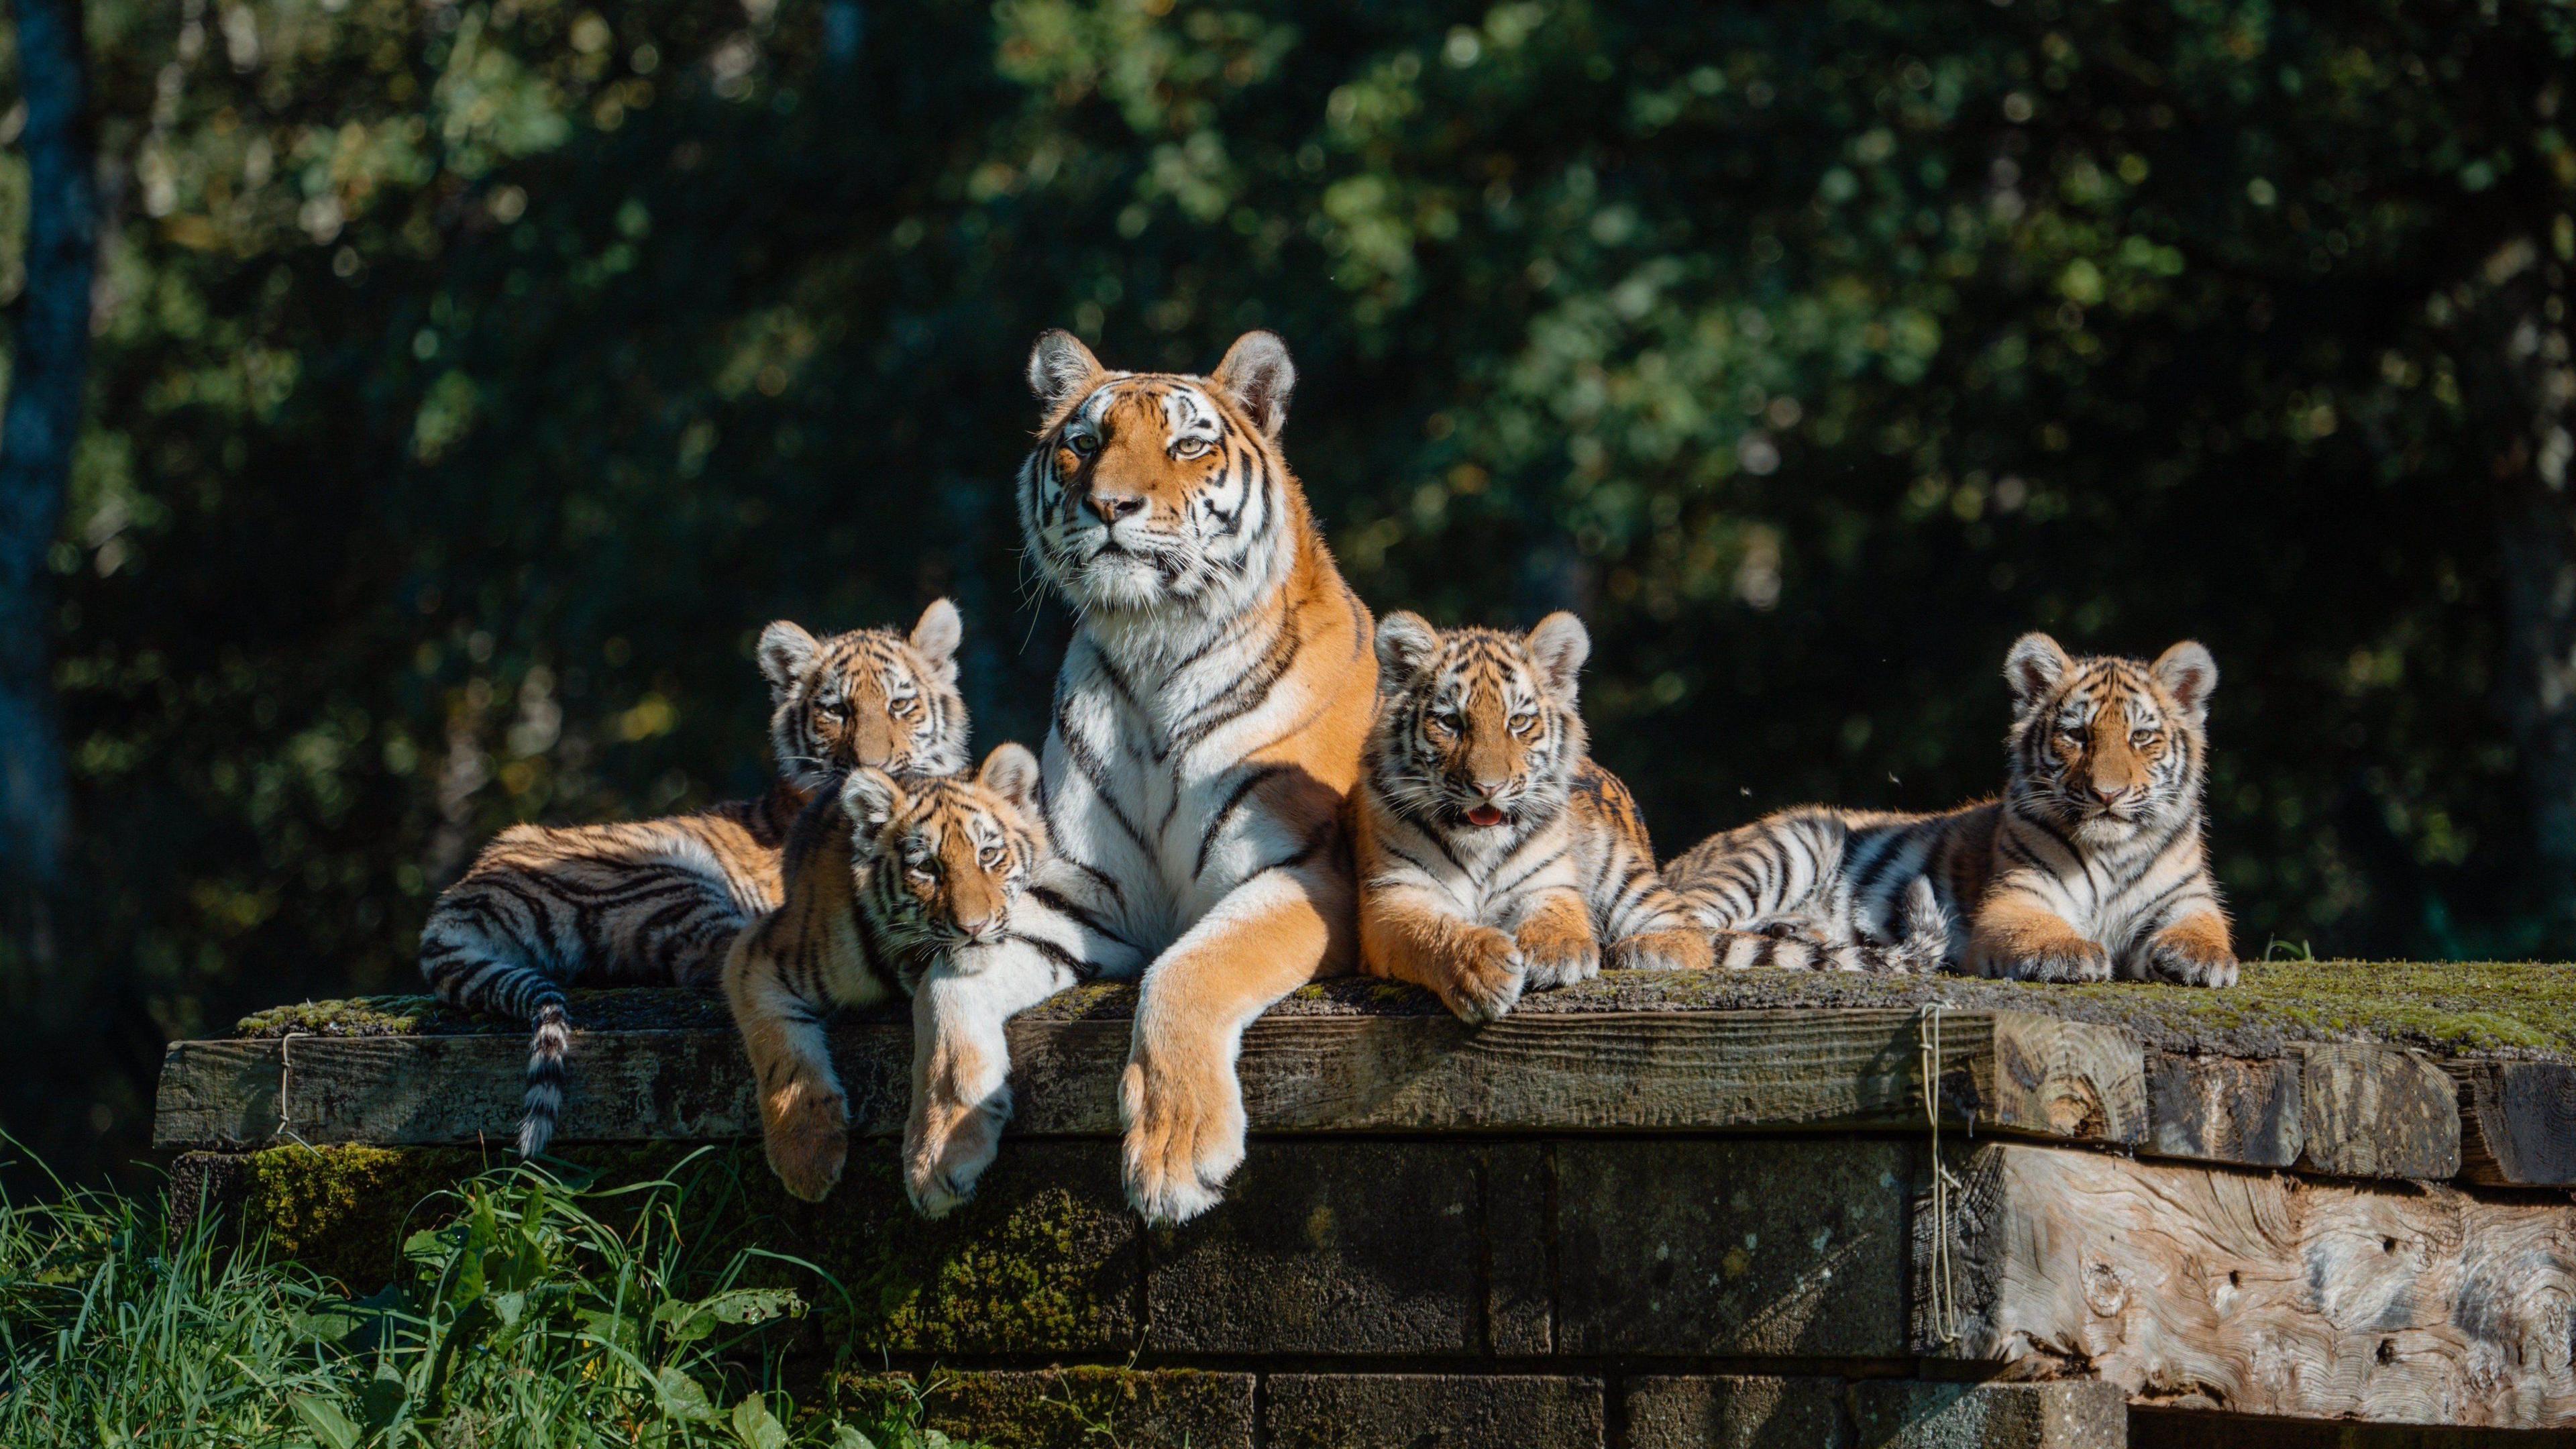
(0, 1148, 988, 1448)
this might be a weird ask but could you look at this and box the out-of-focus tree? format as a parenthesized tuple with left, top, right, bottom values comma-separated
(2, 0, 2573, 1183)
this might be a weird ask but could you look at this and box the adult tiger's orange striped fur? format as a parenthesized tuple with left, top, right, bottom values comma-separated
(894, 329, 1375, 1226)
(418, 600, 971, 1157)
(1356, 612, 1713, 1022)
(1665, 633, 2236, 985)
(724, 744, 1046, 1202)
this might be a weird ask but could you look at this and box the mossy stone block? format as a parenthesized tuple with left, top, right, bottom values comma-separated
(835, 1368, 1252, 1449)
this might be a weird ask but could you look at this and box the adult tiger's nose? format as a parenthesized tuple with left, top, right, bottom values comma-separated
(1084, 492, 1146, 525)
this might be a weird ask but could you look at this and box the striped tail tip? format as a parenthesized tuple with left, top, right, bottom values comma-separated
(519, 1003, 572, 1158)
(1884, 879, 1953, 976)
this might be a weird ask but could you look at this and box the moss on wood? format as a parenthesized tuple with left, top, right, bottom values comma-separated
(241, 960, 2576, 1059)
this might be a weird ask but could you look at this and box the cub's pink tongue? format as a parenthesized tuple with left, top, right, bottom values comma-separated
(1466, 805, 1505, 828)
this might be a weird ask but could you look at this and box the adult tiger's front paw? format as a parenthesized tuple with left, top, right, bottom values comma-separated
(1119, 1045, 1246, 1226)
(904, 1083, 1011, 1218)
(1442, 926, 1527, 1023)
(2008, 938, 2114, 983)
(760, 1082, 849, 1203)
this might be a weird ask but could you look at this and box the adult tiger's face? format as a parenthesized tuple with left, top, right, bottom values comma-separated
(1017, 329, 1298, 616)
(2004, 632, 2218, 843)
(843, 744, 1047, 949)
(758, 598, 971, 794)
(1370, 611, 1591, 836)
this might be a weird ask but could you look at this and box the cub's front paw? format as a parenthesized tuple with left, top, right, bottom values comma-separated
(1120, 1047, 1245, 1226)
(904, 1084, 1012, 1218)
(1606, 928, 1715, 974)
(2143, 937, 2239, 988)
(1443, 926, 1527, 1023)
(761, 1083, 850, 1203)
(2009, 938, 2114, 983)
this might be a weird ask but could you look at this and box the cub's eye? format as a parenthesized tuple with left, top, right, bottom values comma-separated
(2058, 721, 2086, 740)
(890, 695, 917, 716)
(1067, 433, 1099, 457)
(979, 844, 1006, 869)
(1424, 710, 1458, 737)
(1509, 711, 1539, 735)
(2131, 729, 2157, 747)
(817, 699, 849, 720)
(904, 858, 936, 881)
(1172, 437, 1213, 461)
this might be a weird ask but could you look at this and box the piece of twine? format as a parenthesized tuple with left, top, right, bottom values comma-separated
(1919, 1000, 1966, 1345)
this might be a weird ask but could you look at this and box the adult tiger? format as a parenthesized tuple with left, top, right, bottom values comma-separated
(1665, 633, 2235, 985)
(904, 329, 1376, 1225)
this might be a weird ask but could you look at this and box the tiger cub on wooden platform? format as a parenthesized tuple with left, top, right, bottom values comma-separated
(1664, 633, 2235, 986)
(418, 599, 971, 1157)
(1354, 611, 1715, 1022)
(724, 744, 1049, 1202)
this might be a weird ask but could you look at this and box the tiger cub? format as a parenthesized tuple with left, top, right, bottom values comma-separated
(724, 744, 1048, 1203)
(419, 598, 971, 1157)
(1355, 610, 1714, 1023)
(1665, 633, 2235, 986)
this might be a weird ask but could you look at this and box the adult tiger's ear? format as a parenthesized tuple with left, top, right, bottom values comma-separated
(1027, 329, 1104, 413)
(910, 598, 963, 688)
(2004, 632, 2073, 708)
(1526, 611, 1592, 704)
(757, 621, 821, 700)
(841, 767, 908, 834)
(2151, 640, 2219, 722)
(1211, 330, 1295, 440)
(977, 742, 1043, 818)
(1374, 611, 1440, 690)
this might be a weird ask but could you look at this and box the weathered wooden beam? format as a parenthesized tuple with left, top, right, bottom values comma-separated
(1915, 1142, 2576, 1429)
(2296, 1044, 2463, 1180)
(2449, 1059, 2576, 1187)
(2143, 1051, 2302, 1167)
(156, 1008, 2145, 1152)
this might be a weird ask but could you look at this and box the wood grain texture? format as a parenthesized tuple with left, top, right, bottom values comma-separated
(2144, 1053, 2302, 1167)
(1917, 1142, 2576, 1428)
(2450, 1060, 2576, 1187)
(158, 1008, 2149, 1150)
(2298, 1044, 2463, 1180)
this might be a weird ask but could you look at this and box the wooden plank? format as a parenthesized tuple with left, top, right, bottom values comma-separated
(156, 1008, 2147, 1151)
(2143, 1052, 2302, 1167)
(1915, 1142, 2576, 1429)
(2297, 1044, 2462, 1180)
(2451, 1059, 2576, 1187)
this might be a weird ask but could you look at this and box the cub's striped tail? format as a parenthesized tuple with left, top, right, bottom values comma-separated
(1705, 881, 1948, 975)
(1708, 927, 1882, 972)
(1880, 877, 1951, 975)
(419, 936, 576, 1157)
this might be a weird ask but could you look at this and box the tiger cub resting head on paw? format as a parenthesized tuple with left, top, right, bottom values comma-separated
(1664, 632, 2233, 986)
(1354, 610, 1713, 1023)
(724, 742, 1048, 1203)
(421, 598, 975, 1159)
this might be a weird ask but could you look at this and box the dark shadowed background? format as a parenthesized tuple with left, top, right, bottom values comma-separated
(2, 0, 2573, 1186)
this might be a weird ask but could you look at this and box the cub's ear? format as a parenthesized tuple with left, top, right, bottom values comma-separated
(757, 621, 821, 698)
(1374, 611, 1441, 689)
(841, 767, 907, 834)
(1525, 611, 1592, 703)
(977, 742, 1043, 818)
(2004, 632, 2073, 708)
(1027, 329, 1104, 413)
(1211, 330, 1295, 439)
(910, 598, 963, 687)
(2151, 640, 2219, 720)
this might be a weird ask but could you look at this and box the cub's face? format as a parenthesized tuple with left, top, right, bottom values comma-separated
(1371, 611, 1591, 837)
(2004, 633, 2218, 842)
(1018, 329, 1297, 615)
(758, 599, 969, 793)
(844, 744, 1046, 948)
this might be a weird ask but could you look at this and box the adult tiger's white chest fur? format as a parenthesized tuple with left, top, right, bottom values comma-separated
(905, 329, 1376, 1227)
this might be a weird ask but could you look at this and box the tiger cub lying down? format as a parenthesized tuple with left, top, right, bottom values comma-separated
(1664, 633, 2235, 985)
(724, 744, 1048, 1202)
(418, 599, 970, 1157)
(1354, 611, 1715, 1022)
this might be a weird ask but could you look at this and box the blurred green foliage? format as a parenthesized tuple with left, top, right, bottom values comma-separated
(2, 0, 2573, 1181)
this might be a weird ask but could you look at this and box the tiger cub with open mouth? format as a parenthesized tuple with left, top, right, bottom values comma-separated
(418, 599, 970, 1157)
(724, 743, 1049, 1202)
(1354, 611, 1714, 1022)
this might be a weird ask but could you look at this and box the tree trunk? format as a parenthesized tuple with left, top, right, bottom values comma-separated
(0, 0, 96, 917)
